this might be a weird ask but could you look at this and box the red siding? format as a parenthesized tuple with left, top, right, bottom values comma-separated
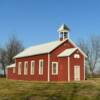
(50, 40, 75, 81)
(70, 50, 84, 81)
(7, 39, 85, 82)
(12, 54, 48, 81)
(7, 68, 16, 79)
(58, 57, 68, 81)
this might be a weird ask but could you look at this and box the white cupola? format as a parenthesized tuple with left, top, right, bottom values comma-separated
(57, 24, 70, 41)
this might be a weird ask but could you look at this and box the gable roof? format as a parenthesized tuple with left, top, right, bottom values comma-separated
(14, 38, 87, 59)
(14, 39, 67, 58)
(68, 39, 87, 57)
(58, 48, 77, 57)
(6, 63, 15, 69)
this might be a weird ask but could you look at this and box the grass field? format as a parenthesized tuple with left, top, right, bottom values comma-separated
(0, 78, 100, 100)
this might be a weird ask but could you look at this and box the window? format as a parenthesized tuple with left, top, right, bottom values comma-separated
(13, 67, 15, 73)
(39, 59, 44, 75)
(31, 61, 35, 75)
(18, 62, 22, 75)
(52, 62, 58, 75)
(74, 54, 80, 58)
(24, 61, 28, 75)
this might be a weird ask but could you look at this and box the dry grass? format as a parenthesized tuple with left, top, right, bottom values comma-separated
(0, 78, 100, 100)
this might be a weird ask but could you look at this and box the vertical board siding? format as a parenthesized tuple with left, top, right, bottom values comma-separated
(7, 40, 85, 82)
(50, 40, 75, 81)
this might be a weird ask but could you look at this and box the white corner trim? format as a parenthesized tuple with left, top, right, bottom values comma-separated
(48, 54, 50, 82)
(84, 57, 85, 80)
(68, 56, 70, 82)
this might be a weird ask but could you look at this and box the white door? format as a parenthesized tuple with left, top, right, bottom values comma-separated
(74, 66, 80, 81)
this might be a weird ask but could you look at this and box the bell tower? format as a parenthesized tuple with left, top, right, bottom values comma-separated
(57, 24, 70, 41)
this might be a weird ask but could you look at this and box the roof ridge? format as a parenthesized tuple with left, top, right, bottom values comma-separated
(14, 39, 68, 59)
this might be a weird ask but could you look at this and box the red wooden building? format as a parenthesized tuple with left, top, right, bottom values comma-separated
(6, 24, 86, 82)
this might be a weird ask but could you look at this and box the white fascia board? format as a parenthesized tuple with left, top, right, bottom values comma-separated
(13, 39, 68, 59)
(58, 48, 77, 57)
(68, 39, 87, 58)
(6, 64, 16, 68)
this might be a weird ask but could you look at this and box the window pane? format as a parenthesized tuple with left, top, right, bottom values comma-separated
(13, 67, 15, 73)
(74, 54, 80, 58)
(52, 62, 58, 75)
(31, 61, 35, 75)
(53, 64, 56, 73)
(18, 62, 21, 75)
(39, 60, 44, 75)
(24, 62, 28, 75)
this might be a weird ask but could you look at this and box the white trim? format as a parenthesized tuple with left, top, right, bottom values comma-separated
(68, 57, 70, 82)
(84, 57, 85, 80)
(58, 48, 77, 57)
(52, 62, 58, 75)
(18, 62, 22, 75)
(30, 60, 35, 75)
(69, 39, 87, 57)
(14, 38, 86, 59)
(48, 54, 50, 82)
(24, 61, 28, 75)
(63, 32, 64, 40)
(6, 63, 16, 68)
(68, 32, 69, 39)
(13, 67, 15, 73)
(39, 59, 44, 75)
(74, 54, 80, 58)
(59, 33, 60, 40)
(13, 39, 68, 59)
(74, 65, 80, 81)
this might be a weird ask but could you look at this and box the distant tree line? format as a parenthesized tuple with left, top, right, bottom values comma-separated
(77, 35, 100, 77)
(0, 35, 24, 76)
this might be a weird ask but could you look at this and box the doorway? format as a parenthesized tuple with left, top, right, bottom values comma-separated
(74, 66, 80, 81)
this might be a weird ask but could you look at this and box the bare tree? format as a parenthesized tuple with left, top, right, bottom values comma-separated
(78, 36, 100, 76)
(6, 35, 24, 65)
(0, 35, 24, 76)
(77, 40, 89, 77)
(0, 48, 7, 76)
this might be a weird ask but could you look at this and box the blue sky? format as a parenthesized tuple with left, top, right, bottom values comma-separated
(0, 0, 100, 47)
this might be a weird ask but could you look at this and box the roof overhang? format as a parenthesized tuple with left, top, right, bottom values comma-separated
(13, 39, 68, 59)
(58, 48, 77, 57)
(68, 39, 87, 58)
(6, 63, 16, 69)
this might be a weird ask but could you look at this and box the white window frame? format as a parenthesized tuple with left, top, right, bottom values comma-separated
(74, 54, 80, 58)
(24, 61, 28, 75)
(30, 60, 35, 75)
(18, 62, 22, 75)
(39, 59, 44, 75)
(13, 67, 15, 73)
(52, 62, 58, 75)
